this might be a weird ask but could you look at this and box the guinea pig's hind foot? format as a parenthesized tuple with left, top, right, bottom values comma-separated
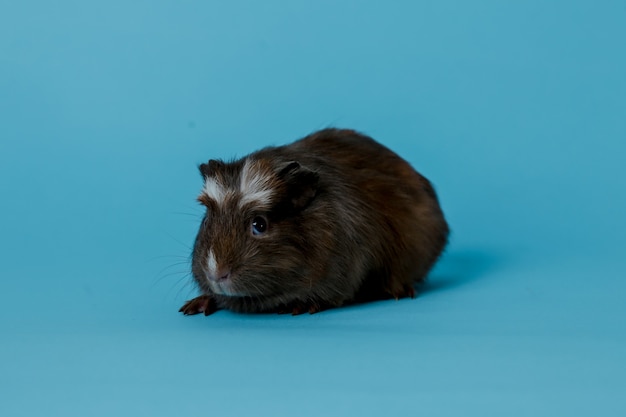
(276, 299, 341, 315)
(386, 283, 417, 300)
(179, 295, 218, 316)
(275, 302, 315, 315)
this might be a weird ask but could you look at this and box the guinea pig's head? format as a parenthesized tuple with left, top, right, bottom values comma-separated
(192, 157, 319, 304)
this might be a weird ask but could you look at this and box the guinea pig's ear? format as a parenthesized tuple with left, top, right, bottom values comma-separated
(199, 159, 224, 179)
(278, 161, 319, 210)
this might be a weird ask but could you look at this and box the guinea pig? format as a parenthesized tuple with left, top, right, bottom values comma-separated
(179, 128, 449, 316)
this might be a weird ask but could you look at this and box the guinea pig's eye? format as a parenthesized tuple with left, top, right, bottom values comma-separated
(251, 216, 268, 236)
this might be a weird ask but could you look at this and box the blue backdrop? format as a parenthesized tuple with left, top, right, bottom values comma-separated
(1, 1, 625, 416)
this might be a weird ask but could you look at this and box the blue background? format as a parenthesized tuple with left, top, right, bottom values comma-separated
(1, 1, 625, 416)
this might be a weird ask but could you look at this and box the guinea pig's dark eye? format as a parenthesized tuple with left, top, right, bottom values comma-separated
(251, 216, 268, 236)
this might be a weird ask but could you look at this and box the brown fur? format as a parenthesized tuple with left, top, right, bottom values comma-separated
(179, 128, 449, 316)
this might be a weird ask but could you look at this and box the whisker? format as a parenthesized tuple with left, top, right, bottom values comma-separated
(174, 276, 196, 300)
(155, 268, 192, 280)
(163, 232, 193, 251)
(152, 269, 192, 288)
(147, 254, 191, 263)
(156, 261, 191, 276)
(170, 211, 203, 218)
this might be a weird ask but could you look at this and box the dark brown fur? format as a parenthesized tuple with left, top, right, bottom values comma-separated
(179, 128, 449, 316)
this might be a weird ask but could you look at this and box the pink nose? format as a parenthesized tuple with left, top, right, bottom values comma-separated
(209, 268, 231, 282)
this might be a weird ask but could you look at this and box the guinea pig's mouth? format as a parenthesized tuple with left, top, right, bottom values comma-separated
(205, 275, 249, 297)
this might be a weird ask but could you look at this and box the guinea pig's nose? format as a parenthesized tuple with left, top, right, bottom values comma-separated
(209, 267, 231, 282)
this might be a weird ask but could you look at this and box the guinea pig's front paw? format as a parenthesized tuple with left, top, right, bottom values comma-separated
(179, 295, 218, 316)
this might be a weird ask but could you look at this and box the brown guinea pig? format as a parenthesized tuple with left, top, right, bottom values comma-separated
(179, 128, 449, 316)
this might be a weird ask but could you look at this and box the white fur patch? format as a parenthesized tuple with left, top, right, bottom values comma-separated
(239, 159, 273, 207)
(207, 249, 217, 279)
(202, 177, 227, 205)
